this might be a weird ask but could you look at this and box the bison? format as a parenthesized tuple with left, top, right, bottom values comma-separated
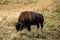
(15, 11, 44, 31)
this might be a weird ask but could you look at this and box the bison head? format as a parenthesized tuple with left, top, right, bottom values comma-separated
(15, 22, 23, 31)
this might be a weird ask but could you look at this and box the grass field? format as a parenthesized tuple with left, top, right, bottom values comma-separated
(0, 0, 60, 40)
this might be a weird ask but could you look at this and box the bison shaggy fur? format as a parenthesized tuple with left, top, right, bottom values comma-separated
(15, 11, 44, 31)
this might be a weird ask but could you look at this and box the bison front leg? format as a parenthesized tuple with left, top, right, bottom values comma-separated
(27, 26, 31, 31)
(26, 25, 31, 31)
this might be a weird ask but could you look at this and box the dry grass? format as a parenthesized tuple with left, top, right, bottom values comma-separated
(0, 0, 60, 40)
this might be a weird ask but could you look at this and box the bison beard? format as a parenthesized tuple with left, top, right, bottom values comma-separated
(15, 11, 44, 31)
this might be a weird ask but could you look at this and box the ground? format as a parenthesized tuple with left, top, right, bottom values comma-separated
(0, 0, 60, 40)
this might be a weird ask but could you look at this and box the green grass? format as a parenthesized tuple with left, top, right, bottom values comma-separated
(45, 21, 55, 28)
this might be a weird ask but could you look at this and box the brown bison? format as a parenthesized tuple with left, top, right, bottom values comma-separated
(15, 11, 44, 31)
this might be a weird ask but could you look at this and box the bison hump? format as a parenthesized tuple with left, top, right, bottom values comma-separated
(19, 12, 32, 22)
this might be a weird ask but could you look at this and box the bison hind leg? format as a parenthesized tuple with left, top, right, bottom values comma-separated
(40, 22, 43, 29)
(37, 23, 39, 29)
